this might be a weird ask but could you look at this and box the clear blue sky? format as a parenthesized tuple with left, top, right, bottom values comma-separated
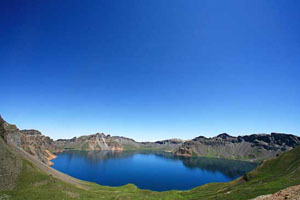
(1, 0, 299, 141)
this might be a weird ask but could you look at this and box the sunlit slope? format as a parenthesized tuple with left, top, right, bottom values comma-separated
(1, 136, 300, 200)
(181, 145, 300, 199)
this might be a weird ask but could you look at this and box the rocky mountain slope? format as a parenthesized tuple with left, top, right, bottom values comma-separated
(55, 133, 123, 151)
(55, 133, 184, 151)
(111, 136, 184, 151)
(0, 115, 60, 165)
(174, 133, 300, 161)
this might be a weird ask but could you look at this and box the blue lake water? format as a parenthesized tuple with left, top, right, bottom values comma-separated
(52, 150, 257, 191)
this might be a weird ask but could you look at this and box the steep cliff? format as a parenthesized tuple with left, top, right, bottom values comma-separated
(0, 115, 60, 165)
(174, 133, 300, 161)
(20, 129, 61, 165)
(0, 115, 21, 147)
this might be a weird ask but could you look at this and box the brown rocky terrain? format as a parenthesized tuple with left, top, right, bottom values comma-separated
(55, 133, 123, 151)
(20, 129, 61, 165)
(253, 184, 300, 200)
(174, 133, 300, 161)
(0, 115, 60, 165)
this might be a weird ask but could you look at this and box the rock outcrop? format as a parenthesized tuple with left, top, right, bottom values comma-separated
(0, 115, 60, 165)
(253, 184, 300, 200)
(0, 115, 21, 148)
(174, 133, 300, 161)
(20, 129, 60, 165)
(55, 133, 123, 151)
(55, 133, 184, 151)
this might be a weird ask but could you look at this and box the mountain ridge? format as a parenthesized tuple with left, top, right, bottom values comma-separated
(55, 132, 184, 151)
(1, 114, 300, 164)
(175, 132, 300, 161)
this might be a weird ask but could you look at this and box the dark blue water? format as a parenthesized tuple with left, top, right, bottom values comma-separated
(52, 150, 257, 191)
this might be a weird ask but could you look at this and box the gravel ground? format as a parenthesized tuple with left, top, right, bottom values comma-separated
(0, 194, 10, 200)
(253, 185, 300, 200)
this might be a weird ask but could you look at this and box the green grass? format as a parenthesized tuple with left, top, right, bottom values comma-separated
(122, 145, 158, 151)
(1, 146, 300, 199)
(191, 151, 197, 157)
(180, 146, 300, 199)
(121, 145, 173, 151)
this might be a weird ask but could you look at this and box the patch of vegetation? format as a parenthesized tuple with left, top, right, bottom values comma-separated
(122, 145, 171, 151)
(191, 151, 198, 157)
(81, 142, 89, 150)
(205, 148, 217, 158)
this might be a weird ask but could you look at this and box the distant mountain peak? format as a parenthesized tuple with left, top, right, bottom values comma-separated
(216, 133, 232, 139)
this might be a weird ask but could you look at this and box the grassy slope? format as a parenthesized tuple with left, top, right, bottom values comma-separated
(1, 139, 300, 200)
(181, 145, 300, 199)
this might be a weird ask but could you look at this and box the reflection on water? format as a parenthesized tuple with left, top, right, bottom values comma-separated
(52, 150, 257, 191)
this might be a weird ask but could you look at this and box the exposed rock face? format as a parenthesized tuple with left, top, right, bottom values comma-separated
(0, 115, 60, 165)
(20, 129, 60, 165)
(55, 133, 123, 151)
(174, 133, 300, 161)
(0, 115, 21, 148)
(55, 133, 184, 151)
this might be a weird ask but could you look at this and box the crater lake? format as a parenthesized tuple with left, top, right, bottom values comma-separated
(52, 150, 257, 191)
